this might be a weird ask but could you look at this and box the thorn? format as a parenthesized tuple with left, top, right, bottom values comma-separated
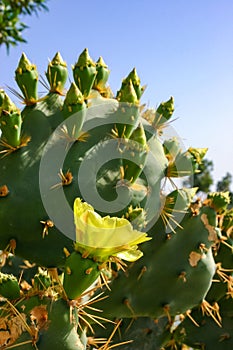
(178, 271, 187, 283)
(123, 298, 135, 317)
(200, 300, 222, 328)
(219, 333, 230, 342)
(66, 266, 72, 275)
(186, 310, 200, 327)
(63, 247, 71, 257)
(40, 220, 54, 238)
(163, 304, 172, 324)
(137, 266, 147, 280)
(199, 243, 208, 253)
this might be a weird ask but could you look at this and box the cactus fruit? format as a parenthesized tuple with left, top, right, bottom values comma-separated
(0, 49, 232, 349)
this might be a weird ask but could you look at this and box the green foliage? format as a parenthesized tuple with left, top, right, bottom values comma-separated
(217, 172, 232, 192)
(0, 0, 48, 51)
(184, 158, 214, 193)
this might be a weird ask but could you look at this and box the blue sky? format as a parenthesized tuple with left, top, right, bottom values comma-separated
(0, 0, 233, 189)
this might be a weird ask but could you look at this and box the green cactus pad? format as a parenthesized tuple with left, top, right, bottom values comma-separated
(63, 251, 101, 299)
(95, 207, 217, 319)
(174, 297, 233, 350)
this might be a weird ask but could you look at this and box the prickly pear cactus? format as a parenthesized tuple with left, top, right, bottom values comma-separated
(0, 49, 232, 349)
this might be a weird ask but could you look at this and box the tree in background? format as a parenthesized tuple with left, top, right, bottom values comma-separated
(192, 158, 214, 193)
(217, 172, 233, 206)
(183, 158, 214, 194)
(0, 0, 48, 51)
(217, 172, 232, 192)
(184, 158, 232, 205)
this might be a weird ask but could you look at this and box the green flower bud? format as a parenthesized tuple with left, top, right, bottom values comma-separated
(73, 48, 97, 98)
(15, 53, 38, 105)
(0, 89, 5, 107)
(123, 123, 148, 183)
(46, 52, 68, 94)
(122, 68, 145, 100)
(207, 192, 231, 214)
(188, 147, 208, 167)
(117, 79, 139, 104)
(93, 56, 110, 90)
(0, 92, 22, 147)
(149, 96, 174, 131)
(34, 268, 52, 291)
(62, 82, 86, 139)
(156, 96, 174, 121)
(0, 272, 20, 299)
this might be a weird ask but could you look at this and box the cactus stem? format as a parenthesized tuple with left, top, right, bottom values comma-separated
(40, 220, 54, 238)
(0, 184, 9, 197)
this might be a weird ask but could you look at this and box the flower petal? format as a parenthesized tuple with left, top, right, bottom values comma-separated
(74, 198, 151, 248)
(115, 248, 143, 262)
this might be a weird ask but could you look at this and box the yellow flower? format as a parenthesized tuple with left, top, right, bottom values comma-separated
(73, 198, 151, 262)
